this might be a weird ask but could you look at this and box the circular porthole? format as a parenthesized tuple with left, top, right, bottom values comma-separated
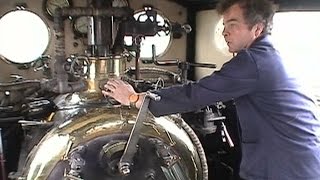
(124, 9, 171, 59)
(0, 10, 50, 64)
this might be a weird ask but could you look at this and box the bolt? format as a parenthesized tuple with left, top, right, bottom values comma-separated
(120, 164, 130, 175)
(145, 170, 156, 179)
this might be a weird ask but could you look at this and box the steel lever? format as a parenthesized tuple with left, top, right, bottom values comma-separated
(221, 122, 234, 148)
(118, 92, 160, 175)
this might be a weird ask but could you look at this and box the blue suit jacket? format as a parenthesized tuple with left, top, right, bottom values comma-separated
(149, 35, 320, 180)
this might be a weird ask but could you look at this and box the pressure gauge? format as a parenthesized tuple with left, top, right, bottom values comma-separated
(73, 16, 88, 36)
(43, 0, 72, 19)
(112, 0, 129, 7)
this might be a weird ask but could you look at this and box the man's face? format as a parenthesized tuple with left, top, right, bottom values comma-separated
(222, 3, 261, 53)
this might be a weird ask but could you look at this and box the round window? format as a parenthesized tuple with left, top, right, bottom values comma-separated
(0, 10, 50, 64)
(124, 10, 171, 59)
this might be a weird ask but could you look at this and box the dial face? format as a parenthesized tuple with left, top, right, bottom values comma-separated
(73, 16, 88, 35)
(44, 0, 71, 17)
(112, 0, 129, 7)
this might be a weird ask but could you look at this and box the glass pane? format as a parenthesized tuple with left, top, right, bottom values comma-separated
(272, 12, 320, 97)
(124, 11, 171, 59)
(0, 10, 50, 64)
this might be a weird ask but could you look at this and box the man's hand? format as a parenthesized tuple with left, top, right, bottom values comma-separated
(102, 79, 136, 106)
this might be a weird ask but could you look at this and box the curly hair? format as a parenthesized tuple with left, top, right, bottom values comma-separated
(216, 0, 275, 34)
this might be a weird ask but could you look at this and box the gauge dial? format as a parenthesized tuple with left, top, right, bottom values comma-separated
(112, 0, 129, 7)
(73, 16, 88, 36)
(43, 0, 71, 19)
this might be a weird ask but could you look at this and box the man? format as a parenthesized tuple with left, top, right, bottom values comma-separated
(103, 0, 320, 179)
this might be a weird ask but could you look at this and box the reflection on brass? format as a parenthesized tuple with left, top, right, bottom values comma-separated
(143, 122, 161, 135)
(165, 129, 176, 146)
(80, 55, 127, 102)
(102, 141, 127, 158)
(19, 50, 205, 179)
(46, 112, 55, 122)
(62, 140, 73, 161)
(21, 107, 204, 180)
(86, 55, 127, 92)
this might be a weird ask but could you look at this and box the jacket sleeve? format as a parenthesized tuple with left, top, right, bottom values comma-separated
(148, 50, 259, 117)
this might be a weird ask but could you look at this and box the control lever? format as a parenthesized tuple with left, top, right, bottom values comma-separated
(118, 92, 161, 175)
(151, 45, 216, 83)
(152, 45, 216, 68)
(205, 103, 234, 148)
(215, 102, 234, 148)
(221, 121, 234, 148)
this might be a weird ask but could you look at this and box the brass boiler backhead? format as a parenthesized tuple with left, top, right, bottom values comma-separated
(20, 107, 207, 180)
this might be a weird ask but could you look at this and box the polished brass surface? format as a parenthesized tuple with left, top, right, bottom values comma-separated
(21, 106, 203, 180)
(87, 55, 127, 91)
(81, 55, 127, 101)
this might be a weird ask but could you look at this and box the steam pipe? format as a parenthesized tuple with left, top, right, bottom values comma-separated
(112, 22, 126, 54)
(60, 7, 133, 18)
(88, 1, 113, 57)
(0, 80, 41, 91)
(134, 37, 142, 80)
(135, 49, 141, 80)
(124, 67, 180, 84)
(53, 8, 69, 94)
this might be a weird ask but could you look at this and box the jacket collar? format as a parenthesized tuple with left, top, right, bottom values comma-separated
(250, 34, 274, 48)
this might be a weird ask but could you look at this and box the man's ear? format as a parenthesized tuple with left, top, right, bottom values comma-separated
(253, 23, 265, 37)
